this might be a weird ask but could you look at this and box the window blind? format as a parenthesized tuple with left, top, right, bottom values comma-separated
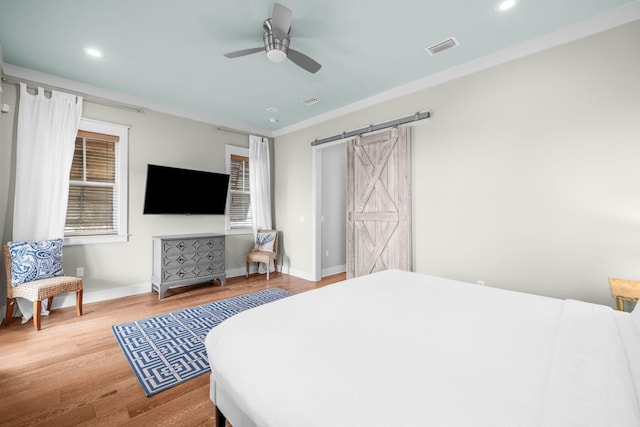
(228, 154, 252, 229)
(65, 134, 119, 235)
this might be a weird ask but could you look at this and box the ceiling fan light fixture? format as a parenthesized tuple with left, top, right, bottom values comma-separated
(267, 49, 288, 63)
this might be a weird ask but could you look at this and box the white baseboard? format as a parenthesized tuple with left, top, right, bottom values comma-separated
(46, 267, 257, 310)
(282, 266, 315, 282)
(322, 264, 346, 277)
(0, 281, 153, 322)
(225, 266, 254, 278)
(0, 266, 305, 319)
(52, 282, 151, 309)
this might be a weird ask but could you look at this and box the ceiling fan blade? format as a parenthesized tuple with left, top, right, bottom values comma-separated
(288, 49, 322, 73)
(271, 3, 292, 40)
(224, 47, 264, 58)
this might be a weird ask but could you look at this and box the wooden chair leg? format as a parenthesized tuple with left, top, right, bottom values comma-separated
(33, 300, 42, 331)
(76, 290, 83, 316)
(266, 263, 270, 280)
(246, 262, 250, 278)
(4, 298, 15, 326)
(274, 257, 278, 273)
(47, 296, 54, 312)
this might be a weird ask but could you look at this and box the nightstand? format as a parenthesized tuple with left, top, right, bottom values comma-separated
(608, 278, 640, 311)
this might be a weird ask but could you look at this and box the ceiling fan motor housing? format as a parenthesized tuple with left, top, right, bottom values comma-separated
(263, 18, 289, 62)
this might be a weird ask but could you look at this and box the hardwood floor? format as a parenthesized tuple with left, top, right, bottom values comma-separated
(0, 272, 346, 426)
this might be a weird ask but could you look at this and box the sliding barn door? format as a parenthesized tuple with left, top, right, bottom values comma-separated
(347, 127, 412, 279)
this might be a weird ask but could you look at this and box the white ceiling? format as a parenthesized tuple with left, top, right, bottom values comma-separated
(0, 0, 638, 137)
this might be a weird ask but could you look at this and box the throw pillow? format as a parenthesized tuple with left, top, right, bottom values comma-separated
(254, 231, 276, 252)
(8, 238, 64, 287)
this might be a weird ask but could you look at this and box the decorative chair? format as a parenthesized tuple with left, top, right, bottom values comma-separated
(246, 230, 279, 280)
(3, 240, 83, 331)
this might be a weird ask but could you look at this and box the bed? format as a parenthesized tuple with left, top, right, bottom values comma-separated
(204, 269, 640, 426)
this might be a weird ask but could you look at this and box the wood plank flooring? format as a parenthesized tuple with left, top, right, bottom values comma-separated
(0, 272, 346, 426)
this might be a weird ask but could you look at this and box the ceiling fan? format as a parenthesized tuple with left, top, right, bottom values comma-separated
(223, 3, 322, 74)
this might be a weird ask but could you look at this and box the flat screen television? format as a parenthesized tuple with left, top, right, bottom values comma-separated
(143, 164, 230, 215)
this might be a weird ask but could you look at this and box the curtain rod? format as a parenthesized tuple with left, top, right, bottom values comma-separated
(310, 110, 430, 146)
(1, 75, 145, 113)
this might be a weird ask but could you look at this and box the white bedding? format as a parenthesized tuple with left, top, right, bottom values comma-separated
(205, 269, 640, 427)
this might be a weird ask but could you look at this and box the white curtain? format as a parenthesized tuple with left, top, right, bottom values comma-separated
(249, 135, 272, 231)
(12, 83, 83, 322)
(249, 135, 273, 273)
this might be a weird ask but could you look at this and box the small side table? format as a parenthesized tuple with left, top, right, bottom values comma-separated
(608, 278, 640, 311)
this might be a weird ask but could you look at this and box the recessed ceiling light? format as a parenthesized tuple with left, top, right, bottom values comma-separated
(269, 117, 278, 123)
(267, 107, 278, 113)
(496, 0, 518, 12)
(83, 47, 103, 58)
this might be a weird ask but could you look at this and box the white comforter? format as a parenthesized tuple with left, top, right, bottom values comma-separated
(205, 269, 640, 427)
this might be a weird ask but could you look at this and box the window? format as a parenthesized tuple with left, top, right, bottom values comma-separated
(64, 119, 128, 245)
(226, 145, 252, 233)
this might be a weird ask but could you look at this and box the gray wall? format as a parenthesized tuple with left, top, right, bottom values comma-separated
(274, 20, 640, 307)
(0, 82, 255, 312)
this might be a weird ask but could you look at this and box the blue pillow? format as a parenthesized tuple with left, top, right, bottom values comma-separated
(8, 238, 64, 287)
(254, 231, 276, 252)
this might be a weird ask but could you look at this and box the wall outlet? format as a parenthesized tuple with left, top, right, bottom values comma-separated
(325, 250, 330, 257)
(76, 267, 84, 277)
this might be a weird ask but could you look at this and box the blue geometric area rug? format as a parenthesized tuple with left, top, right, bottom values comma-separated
(112, 288, 292, 396)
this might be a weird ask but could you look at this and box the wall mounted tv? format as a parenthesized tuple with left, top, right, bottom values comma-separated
(143, 164, 230, 215)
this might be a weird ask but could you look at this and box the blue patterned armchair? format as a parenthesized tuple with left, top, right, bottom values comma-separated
(3, 240, 83, 330)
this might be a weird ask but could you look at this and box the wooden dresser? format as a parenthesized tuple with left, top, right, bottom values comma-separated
(151, 233, 226, 299)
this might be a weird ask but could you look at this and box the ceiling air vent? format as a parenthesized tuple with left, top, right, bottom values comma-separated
(301, 97, 320, 106)
(425, 37, 459, 56)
